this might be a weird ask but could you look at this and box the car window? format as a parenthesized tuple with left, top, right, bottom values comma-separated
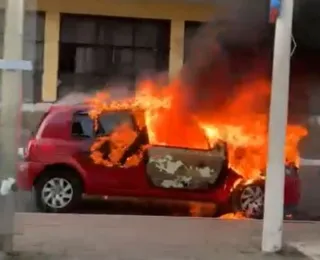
(71, 113, 94, 138)
(97, 111, 134, 135)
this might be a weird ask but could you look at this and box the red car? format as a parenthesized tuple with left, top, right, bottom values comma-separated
(17, 104, 300, 218)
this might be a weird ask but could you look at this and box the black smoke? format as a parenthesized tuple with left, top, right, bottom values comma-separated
(180, 0, 273, 115)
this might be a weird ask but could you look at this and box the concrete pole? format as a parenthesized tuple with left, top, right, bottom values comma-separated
(0, 0, 25, 253)
(262, 0, 294, 253)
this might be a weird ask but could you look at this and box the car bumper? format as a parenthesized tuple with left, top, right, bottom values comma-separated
(17, 161, 44, 191)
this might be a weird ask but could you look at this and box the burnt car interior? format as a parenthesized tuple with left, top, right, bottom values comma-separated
(86, 109, 231, 190)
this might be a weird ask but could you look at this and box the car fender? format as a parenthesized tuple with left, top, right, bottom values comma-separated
(42, 155, 89, 183)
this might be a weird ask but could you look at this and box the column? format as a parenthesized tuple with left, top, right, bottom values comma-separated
(0, 0, 25, 252)
(41, 11, 60, 102)
(262, 0, 294, 253)
(168, 19, 184, 80)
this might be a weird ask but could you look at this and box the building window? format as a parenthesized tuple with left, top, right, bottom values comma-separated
(184, 21, 202, 62)
(0, 11, 45, 103)
(58, 14, 170, 98)
(23, 12, 45, 103)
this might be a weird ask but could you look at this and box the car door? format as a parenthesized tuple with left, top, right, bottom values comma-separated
(71, 111, 127, 193)
(93, 111, 148, 191)
(146, 143, 226, 191)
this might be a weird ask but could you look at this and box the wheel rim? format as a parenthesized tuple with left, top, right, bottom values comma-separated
(41, 178, 73, 209)
(239, 185, 264, 217)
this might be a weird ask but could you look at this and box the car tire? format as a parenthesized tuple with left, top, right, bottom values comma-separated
(34, 169, 83, 213)
(231, 180, 265, 219)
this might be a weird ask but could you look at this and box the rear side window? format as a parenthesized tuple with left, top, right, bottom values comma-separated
(71, 112, 94, 138)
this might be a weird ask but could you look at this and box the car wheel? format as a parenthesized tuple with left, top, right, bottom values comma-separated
(34, 170, 82, 213)
(231, 180, 265, 219)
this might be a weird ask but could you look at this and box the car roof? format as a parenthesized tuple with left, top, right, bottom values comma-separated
(49, 103, 138, 114)
(49, 103, 89, 112)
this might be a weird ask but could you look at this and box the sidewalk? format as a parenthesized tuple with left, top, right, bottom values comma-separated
(7, 213, 320, 259)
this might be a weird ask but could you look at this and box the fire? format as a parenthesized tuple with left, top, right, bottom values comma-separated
(87, 76, 307, 181)
(189, 201, 216, 217)
(219, 212, 247, 220)
(90, 122, 150, 168)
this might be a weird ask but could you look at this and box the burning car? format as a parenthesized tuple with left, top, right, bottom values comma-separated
(18, 15, 309, 218)
(16, 83, 304, 218)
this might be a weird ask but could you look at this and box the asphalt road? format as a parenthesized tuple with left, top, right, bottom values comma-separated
(13, 214, 318, 260)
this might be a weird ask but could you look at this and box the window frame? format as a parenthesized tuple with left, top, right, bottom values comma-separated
(26, 11, 45, 102)
(96, 110, 136, 137)
(71, 111, 95, 139)
(58, 14, 170, 97)
(71, 110, 137, 140)
(184, 21, 203, 63)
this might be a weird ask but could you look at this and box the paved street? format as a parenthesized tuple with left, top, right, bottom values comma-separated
(8, 213, 320, 259)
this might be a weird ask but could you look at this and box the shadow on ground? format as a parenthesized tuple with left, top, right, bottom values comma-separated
(74, 198, 217, 217)
(12, 185, 320, 220)
(14, 191, 320, 221)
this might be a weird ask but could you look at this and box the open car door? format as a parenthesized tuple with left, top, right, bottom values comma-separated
(146, 143, 226, 190)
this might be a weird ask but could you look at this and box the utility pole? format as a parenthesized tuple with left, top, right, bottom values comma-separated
(262, 0, 294, 253)
(0, 0, 30, 253)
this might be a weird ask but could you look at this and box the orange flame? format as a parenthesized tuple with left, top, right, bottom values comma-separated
(87, 76, 307, 181)
(219, 212, 247, 220)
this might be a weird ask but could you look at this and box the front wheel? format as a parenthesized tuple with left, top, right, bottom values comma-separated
(231, 180, 265, 219)
(34, 170, 83, 213)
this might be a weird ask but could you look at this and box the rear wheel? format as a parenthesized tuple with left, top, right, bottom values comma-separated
(34, 170, 83, 213)
(231, 180, 265, 219)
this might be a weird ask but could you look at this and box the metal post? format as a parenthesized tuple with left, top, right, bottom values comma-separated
(262, 0, 294, 253)
(0, 0, 25, 253)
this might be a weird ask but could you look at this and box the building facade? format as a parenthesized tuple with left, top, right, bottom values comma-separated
(1, 0, 217, 103)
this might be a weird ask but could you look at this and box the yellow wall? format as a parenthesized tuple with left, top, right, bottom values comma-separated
(37, 0, 217, 101)
(42, 12, 60, 102)
(169, 20, 184, 80)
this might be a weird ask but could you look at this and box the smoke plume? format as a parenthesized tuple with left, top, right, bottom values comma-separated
(180, 0, 272, 115)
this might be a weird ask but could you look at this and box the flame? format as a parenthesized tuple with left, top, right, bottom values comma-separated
(219, 212, 247, 220)
(90, 123, 149, 168)
(189, 202, 216, 217)
(87, 76, 307, 180)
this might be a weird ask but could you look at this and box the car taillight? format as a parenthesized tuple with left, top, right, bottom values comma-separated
(24, 139, 35, 160)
